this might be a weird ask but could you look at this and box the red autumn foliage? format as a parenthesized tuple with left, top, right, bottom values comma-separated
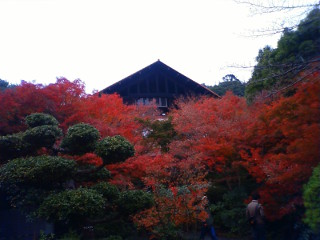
(132, 154, 209, 236)
(167, 76, 319, 220)
(0, 78, 87, 135)
(71, 153, 104, 166)
(241, 77, 320, 220)
(170, 93, 256, 189)
(1, 71, 318, 225)
(0, 78, 155, 143)
(62, 93, 155, 144)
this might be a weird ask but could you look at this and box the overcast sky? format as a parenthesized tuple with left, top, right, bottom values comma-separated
(0, 0, 316, 93)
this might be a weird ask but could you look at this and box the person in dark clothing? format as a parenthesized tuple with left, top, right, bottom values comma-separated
(246, 192, 266, 240)
(200, 196, 218, 240)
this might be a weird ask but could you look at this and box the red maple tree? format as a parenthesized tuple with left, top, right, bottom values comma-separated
(241, 75, 320, 220)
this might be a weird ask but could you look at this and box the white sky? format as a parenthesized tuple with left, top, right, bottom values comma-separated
(0, 0, 316, 93)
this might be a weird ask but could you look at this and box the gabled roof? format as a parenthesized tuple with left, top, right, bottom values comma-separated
(101, 60, 220, 98)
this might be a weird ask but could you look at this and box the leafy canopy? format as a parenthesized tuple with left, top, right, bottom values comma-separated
(60, 123, 100, 155)
(303, 164, 320, 233)
(246, 8, 320, 102)
(95, 135, 135, 164)
(207, 74, 246, 97)
(0, 112, 154, 238)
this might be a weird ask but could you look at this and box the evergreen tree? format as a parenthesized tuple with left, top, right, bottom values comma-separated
(245, 8, 320, 102)
(207, 74, 246, 97)
(0, 113, 153, 237)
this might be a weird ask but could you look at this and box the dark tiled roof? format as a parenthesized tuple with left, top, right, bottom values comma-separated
(100, 60, 220, 98)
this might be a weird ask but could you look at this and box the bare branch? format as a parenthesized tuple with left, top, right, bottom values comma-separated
(234, 0, 320, 36)
(228, 58, 320, 70)
(234, 0, 320, 14)
(263, 65, 320, 98)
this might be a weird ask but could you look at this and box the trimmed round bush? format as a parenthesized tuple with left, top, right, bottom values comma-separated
(38, 188, 105, 223)
(95, 135, 134, 164)
(91, 182, 120, 202)
(117, 190, 154, 215)
(0, 155, 77, 188)
(23, 125, 62, 149)
(25, 113, 59, 128)
(60, 123, 100, 155)
(0, 133, 29, 162)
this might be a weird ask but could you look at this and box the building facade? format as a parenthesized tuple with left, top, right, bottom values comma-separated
(100, 60, 220, 111)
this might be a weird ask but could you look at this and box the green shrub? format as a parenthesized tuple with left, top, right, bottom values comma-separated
(0, 156, 76, 212)
(23, 125, 62, 149)
(0, 132, 29, 161)
(61, 123, 100, 155)
(95, 135, 134, 164)
(0, 155, 76, 188)
(303, 164, 320, 233)
(25, 113, 59, 128)
(137, 117, 176, 153)
(117, 190, 154, 215)
(38, 188, 105, 223)
(76, 166, 111, 182)
(210, 187, 250, 235)
(91, 182, 120, 202)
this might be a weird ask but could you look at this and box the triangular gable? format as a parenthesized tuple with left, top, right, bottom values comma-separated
(100, 60, 220, 109)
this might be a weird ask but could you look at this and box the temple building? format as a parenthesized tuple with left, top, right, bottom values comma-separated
(100, 60, 220, 111)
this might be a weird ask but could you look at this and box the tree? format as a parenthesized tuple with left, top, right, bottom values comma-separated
(303, 163, 320, 233)
(242, 76, 320, 220)
(0, 79, 16, 91)
(0, 78, 87, 135)
(0, 113, 153, 238)
(0, 113, 62, 163)
(166, 94, 257, 234)
(0, 78, 151, 146)
(171, 93, 254, 178)
(245, 7, 320, 102)
(0, 79, 9, 90)
(63, 93, 147, 144)
(167, 78, 319, 230)
(207, 74, 246, 97)
(136, 117, 177, 153)
(132, 154, 209, 239)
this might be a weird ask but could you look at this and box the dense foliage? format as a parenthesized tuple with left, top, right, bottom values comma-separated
(246, 8, 320, 102)
(0, 113, 62, 163)
(0, 133, 29, 162)
(0, 9, 319, 237)
(136, 116, 176, 152)
(38, 188, 106, 223)
(0, 78, 148, 140)
(25, 113, 59, 128)
(0, 156, 76, 188)
(0, 73, 319, 238)
(303, 164, 320, 233)
(0, 78, 16, 91)
(95, 135, 135, 164)
(0, 112, 154, 238)
(61, 123, 100, 155)
(207, 74, 246, 97)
